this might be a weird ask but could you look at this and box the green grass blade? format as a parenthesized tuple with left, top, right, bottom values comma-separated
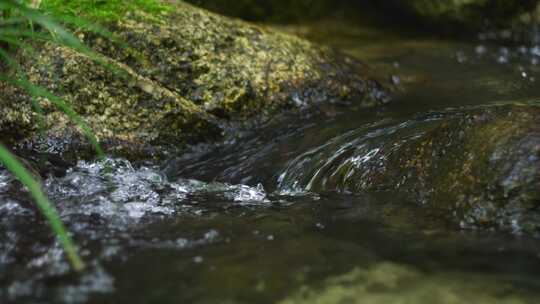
(1, 2, 107, 67)
(47, 13, 126, 47)
(0, 47, 19, 68)
(0, 75, 105, 159)
(0, 36, 35, 52)
(0, 28, 53, 40)
(0, 143, 85, 272)
(0, 16, 28, 25)
(0, 50, 47, 136)
(27, 83, 105, 159)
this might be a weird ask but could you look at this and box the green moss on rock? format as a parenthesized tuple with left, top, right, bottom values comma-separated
(41, 0, 171, 22)
(0, 1, 384, 157)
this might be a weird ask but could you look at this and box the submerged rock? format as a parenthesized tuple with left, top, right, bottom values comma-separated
(0, 1, 384, 157)
(279, 103, 540, 234)
(279, 262, 537, 304)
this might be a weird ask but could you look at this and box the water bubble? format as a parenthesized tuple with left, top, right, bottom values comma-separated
(390, 75, 401, 86)
(204, 230, 220, 242)
(475, 45, 487, 55)
(497, 47, 510, 64)
(193, 256, 204, 264)
(530, 46, 540, 57)
(227, 183, 268, 203)
(497, 56, 508, 64)
(455, 51, 467, 63)
(176, 238, 189, 248)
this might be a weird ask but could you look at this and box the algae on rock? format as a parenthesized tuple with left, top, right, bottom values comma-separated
(0, 1, 384, 156)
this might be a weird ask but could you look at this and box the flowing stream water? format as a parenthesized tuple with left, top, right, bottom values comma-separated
(2, 21, 540, 303)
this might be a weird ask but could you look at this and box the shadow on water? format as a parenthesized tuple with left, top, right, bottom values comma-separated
(2, 18, 540, 304)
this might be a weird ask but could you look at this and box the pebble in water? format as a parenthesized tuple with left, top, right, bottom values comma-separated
(475, 45, 487, 56)
(315, 222, 326, 230)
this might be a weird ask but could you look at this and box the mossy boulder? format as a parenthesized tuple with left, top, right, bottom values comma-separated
(0, 1, 385, 157)
(279, 103, 540, 234)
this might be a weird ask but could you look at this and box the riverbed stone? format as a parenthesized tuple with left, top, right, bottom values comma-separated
(279, 262, 535, 304)
(0, 1, 384, 157)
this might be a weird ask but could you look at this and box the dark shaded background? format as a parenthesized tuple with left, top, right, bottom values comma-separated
(186, 0, 539, 36)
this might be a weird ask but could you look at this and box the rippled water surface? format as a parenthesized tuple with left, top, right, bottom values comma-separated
(2, 22, 540, 304)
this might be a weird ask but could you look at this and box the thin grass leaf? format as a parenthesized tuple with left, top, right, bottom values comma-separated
(0, 47, 20, 70)
(0, 35, 28, 48)
(1, 47, 49, 139)
(48, 13, 126, 47)
(28, 84, 105, 159)
(0, 75, 105, 159)
(0, 16, 28, 25)
(1, 2, 107, 68)
(0, 143, 85, 271)
(0, 36, 37, 54)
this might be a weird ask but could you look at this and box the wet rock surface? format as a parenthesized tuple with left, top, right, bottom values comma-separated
(0, 1, 385, 157)
(278, 103, 540, 234)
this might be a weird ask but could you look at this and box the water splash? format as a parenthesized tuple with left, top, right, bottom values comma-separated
(277, 116, 439, 194)
(0, 157, 271, 303)
(42, 157, 270, 226)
